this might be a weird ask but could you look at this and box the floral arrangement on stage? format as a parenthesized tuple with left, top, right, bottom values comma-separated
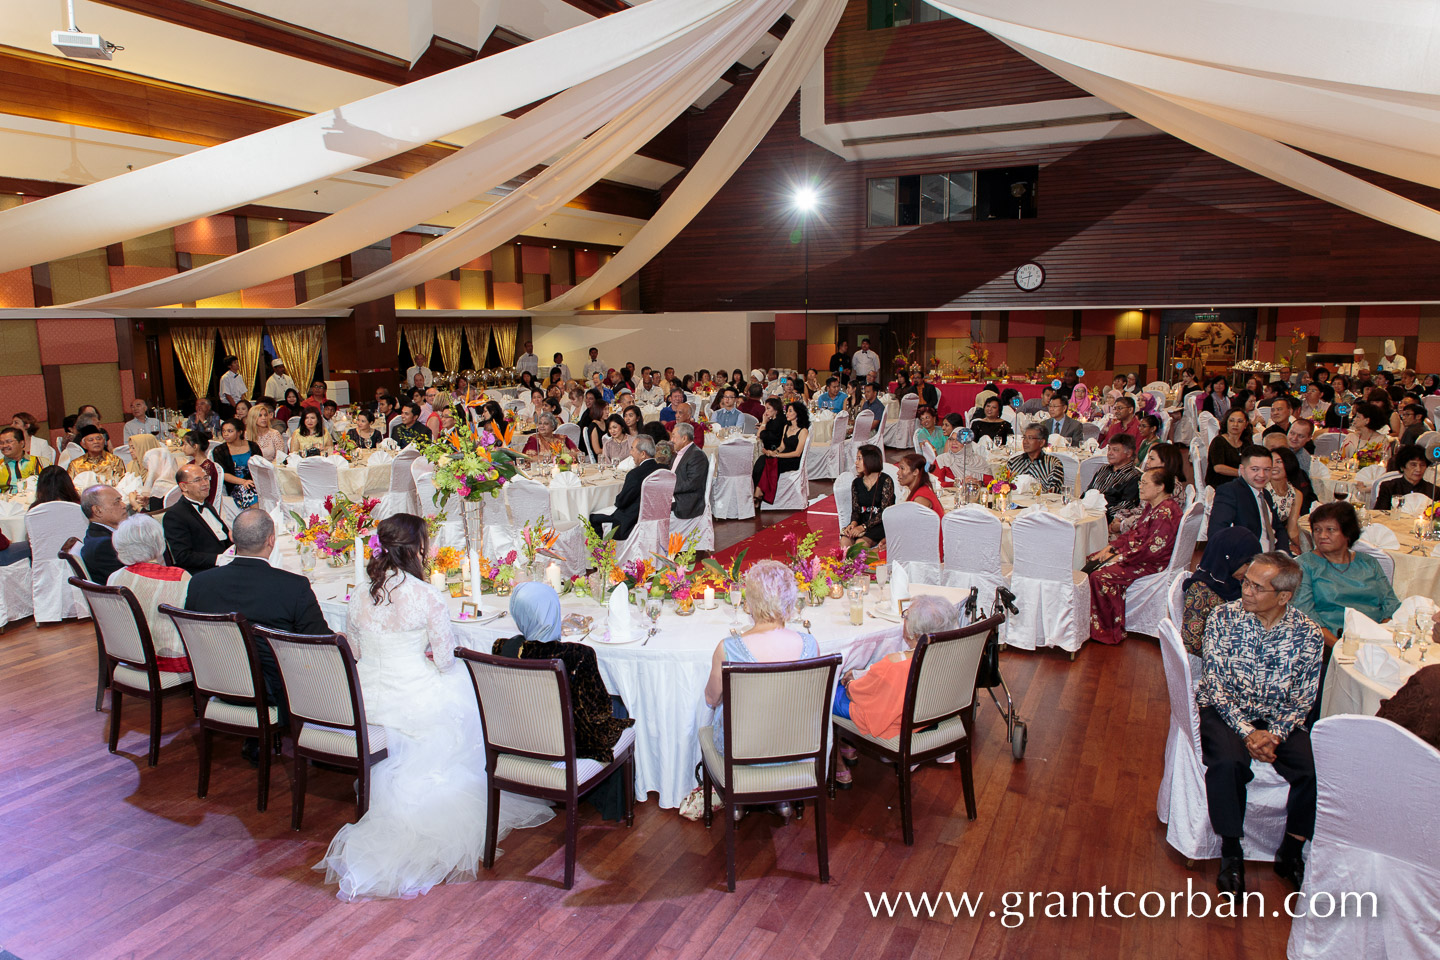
(1035, 334, 1074, 381)
(1283, 329, 1309, 371)
(421, 417, 522, 506)
(965, 341, 991, 381)
(291, 493, 380, 560)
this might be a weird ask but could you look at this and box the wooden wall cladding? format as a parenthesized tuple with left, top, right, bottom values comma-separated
(645, 91, 1440, 313)
(823, 1, 1085, 124)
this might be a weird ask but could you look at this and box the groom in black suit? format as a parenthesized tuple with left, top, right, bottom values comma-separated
(163, 464, 232, 573)
(186, 508, 330, 762)
(590, 435, 661, 540)
(1208, 444, 1291, 553)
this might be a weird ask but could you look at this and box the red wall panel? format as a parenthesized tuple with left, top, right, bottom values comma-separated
(37, 318, 119, 365)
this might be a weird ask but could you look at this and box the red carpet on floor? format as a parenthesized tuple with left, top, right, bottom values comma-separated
(712, 495, 845, 565)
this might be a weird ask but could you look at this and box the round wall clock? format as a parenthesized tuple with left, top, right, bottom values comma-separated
(1014, 262, 1045, 291)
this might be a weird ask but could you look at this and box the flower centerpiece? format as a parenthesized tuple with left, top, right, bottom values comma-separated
(700, 548, 749, 605)
(519, 519, 563, 576)
(422, 409, 523, 553)
(554, 448, 578, 473)
(335, 429, 359, 463)
(581, 518, 619, 601)
(429, 545, 466, 596)
(291, 493, 380, 565)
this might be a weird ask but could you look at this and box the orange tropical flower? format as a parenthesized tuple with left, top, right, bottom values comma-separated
(667, 533, 685, 556)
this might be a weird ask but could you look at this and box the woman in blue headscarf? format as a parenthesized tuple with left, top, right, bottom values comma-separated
(493, 583, 635, 819)
(1180, 527, 1262, 656)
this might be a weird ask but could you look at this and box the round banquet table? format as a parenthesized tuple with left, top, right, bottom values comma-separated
(1319, 640, 1432, 719)
(263, 537, 977, 808)
(0, 500, 27, 543)
(922, 381, 1048, 419)
(935, 490, 1109, 568)
(273, 457, 393, 502)
(1299, 510, 1440, 600)
(523, 472, 623, 524)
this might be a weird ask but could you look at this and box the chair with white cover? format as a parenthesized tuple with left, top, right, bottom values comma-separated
(31, 436, 56, 463)
(881, 502, 941, 584)
(1197, 411, 1220, 445)
(386, 415, 401, 435)
(831, 616, 1000, 845)
(0, 553, 34, 635)
(1311, 431, 1342, 459)
(738, 412, 759, 436)
(507, 476, 587, 579)
(1077, 454, 1107, 494)
(1122, 500, 1206, 639)
(1005, 513, 1089, 654)
(1287, 715, 1440, 960)
(162, 486, 183, 509)
(1365, 469, 1400, 510)
(844, 411, 877, 465)
(883, 395, 919, 448)
(1423, 397, 1440, 423)
(258, 625, 386, 830)
(918, 439, 936, 466)
(26, 501, 88, 623)
(1165, 567, 1189, 632)
(72, 578, 193, 767)
(57, 444, 82, 469)
(295, 457, 340, 518)
(457, 650, 635, 890)
(287, 416, 301, 436)
(1080, 422, 1101, 444)
(761, 440, 811, 512)
(556, 423, 584, 458)
(1308, 457, 1333, 503)
(941, 506, 1009, 603)
(412, 459, 463, 550)
(809, 412, 849, 480)
(1413, 429, 1440, 454)
(670, 452, 717, 552)
(372, 448, 422, 521)
(711, 439, 757, 521)
(1053, 453, 1079, 497)
(701, 654, 840, 889)
(1155, 619, 1292, 862)
(1353, 538, 1395, 583)
(832, 470, 855, 539)
(248, 456, 298, 526)
(160, 606, 279, 811)
(613, 470, 676, 567)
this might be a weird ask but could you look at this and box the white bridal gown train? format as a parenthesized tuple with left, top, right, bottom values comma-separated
(315, 572, 555, 901)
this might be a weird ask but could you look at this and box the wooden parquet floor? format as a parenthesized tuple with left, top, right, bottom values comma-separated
(0, 596, 1294, 960)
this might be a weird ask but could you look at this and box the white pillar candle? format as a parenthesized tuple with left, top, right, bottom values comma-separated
(704, 585, 715, 609)
(354, 533, 367, 587)
(546, 561, 563, 593)
(430, 570, 445, 591)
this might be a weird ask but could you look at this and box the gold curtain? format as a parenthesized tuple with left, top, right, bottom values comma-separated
(267, 324, 324, 394)
(400, 324, 435, 368)
(463, 323, 492, 367)
(171, 325, 217, 401)
(434, 324, 464, 373)
(489, 319, 519, 367)
(219, 324, 264, 398)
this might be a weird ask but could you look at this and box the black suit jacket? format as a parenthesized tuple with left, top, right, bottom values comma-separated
(80, 521, 122, 583)
(163, 498, 233, 574)
(670, 443, 708, 520)
(1208, 478, 1290, 553)
(608, 458, 662, 539)
(185, 557, 330, 636)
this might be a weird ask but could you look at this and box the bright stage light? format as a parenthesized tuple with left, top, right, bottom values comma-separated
(793, 186, 817, 212)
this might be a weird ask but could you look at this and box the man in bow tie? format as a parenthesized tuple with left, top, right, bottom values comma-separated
(163, 463, 233, 573)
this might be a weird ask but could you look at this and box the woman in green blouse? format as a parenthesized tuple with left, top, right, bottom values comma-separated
(1292, 501, 1399, 643)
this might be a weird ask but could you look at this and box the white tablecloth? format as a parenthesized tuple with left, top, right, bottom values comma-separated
(936, 492, 1109, 568)
(1319, 641, 1431, 718)
(534, 475, 623, 524)
(274, 460, 392, 502)
(275, 537, 970, 808)
(0, 501, 27, 543)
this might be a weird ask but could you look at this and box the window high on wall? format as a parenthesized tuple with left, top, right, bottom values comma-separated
(867, 166, 1032, 226)
(868, 0, 953, 28)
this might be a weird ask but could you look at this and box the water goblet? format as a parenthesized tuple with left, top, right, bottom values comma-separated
(1394, 628, 1413, 662)
(729, 584, 743, 624)
(644, 595, 662, 626)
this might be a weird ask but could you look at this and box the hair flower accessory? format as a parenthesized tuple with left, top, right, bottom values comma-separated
(367, 532, 384, 557)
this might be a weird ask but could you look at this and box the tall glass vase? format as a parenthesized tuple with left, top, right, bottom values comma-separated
(463, 500, 484, 556)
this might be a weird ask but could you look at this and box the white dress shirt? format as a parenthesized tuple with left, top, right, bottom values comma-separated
(123, 417, 161, 440)
(583, 359, 607, 381)
(851, 349, 881, 381)
(550, 362, 572, 383)
(516, 352, 540, 377)
(263, 372, 296, 400)
(405, 365, 434, 388)
(187, 497, 229, 540)
(219, 371, 248, 405)
(635, 385, 664, 405)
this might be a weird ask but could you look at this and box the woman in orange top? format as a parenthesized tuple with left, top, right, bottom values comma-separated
(832, 595, 960, 786)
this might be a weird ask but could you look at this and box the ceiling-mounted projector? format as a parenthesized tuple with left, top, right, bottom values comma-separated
(51, 30, 120, 60)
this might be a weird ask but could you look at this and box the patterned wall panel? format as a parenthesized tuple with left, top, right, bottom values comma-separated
(303, 262, 343, 301)
(48, 251, 111, 303)
(245, 218, 287, 249)
(239, 275, 297, 308)
(173, 216, 238, 255)
(458, 270, 490, 309)
(37, 318, 119, 365)
(0, 267, 35, 307)
(424, 278, 461, 310)
(493, 282, 524, 310)
(522, 275, 549, 309)
(190, 254, 243, 308)
(0, 374, 49, 433)
(109, 265, 178, 293)
(520, 244, 552, 276)
(59, 362, 122, 427)
(0, 319, 41, 375)
(121, 229, 177, 268)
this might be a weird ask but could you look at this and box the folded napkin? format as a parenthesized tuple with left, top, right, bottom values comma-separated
(609, 583, 632, 639)
(1354, 464, 1386, 489)
(978, 436, 995, 452)
(1048, 433, 1067, 448)
(890, 562, 910, 617)
(1343, 607, 1394, 642)
(1013, 474, 1038, 495)
(71, 470, 98, 489)
(325, 454, 349, 467)
(1015, 503, 1044, 518)
(1359, 524, 1400, 550)
(1396, 595, 1438, 625)
(551, 470, 581, 488)
(115, 473, 144, 496)
(367, 451, 393, 467)
(1058, 501, 1085, 522)
(1397, 492, 1434, 515)
(615, 456, 636, 472)
(377, 437, 401, 453)
(1081, 489, 1106, 511)
(1356, 643, 1410, 687)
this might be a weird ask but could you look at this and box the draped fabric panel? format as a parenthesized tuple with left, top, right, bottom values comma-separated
(219, 325, 265, 399)
(267, 324, 324, 395)
(463, 324, 493, 367)
(538, 0, 847, 311)
(171, 326, 218, 403)
(489, 321, 519, 368)
(401, 324, 435, 369)
(434, 325, 464, 374)
(61, 23, 730, 310)
(0, 0, 752, 274)
(299, 0, 790, 310)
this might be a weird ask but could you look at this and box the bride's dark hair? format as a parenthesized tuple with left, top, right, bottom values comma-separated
(367, 514, 429, 604)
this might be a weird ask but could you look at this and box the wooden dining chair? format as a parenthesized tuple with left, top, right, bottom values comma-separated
(71, 577, 194, 766)
(830, 615, 1001, 845)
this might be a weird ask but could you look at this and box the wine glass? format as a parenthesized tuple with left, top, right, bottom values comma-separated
(729, 584, 743, 625)
(644, 595, 662, 626)
(876, 563, 889, 590)
(1393, 627, 1413, 663)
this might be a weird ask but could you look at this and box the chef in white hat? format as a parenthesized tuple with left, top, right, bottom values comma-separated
(1340, 347, 1370, 377)
(1377, 338, 1407, 373)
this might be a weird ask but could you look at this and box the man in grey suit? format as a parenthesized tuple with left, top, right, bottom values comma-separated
(1040, 395, 1085, 447)
(670, 422, 707, 521)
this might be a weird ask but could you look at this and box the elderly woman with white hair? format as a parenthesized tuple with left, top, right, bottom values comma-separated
(831, 593, 959, 787)
(106, 513, 192, 672)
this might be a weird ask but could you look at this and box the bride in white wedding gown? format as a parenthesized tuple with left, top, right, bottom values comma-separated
(315, 515, 554, 901)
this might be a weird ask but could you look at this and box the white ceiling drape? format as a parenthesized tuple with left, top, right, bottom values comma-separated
(0, 0, 751, 274)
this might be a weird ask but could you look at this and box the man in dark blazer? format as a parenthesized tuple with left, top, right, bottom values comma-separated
(78, 483, 128, 582)
(670, 423, 708, 521)
(1208, 444, 1290, 553)
(589, 435, 661, 540)
(186, 508, 330, 762)
(164, 464, 232, 573)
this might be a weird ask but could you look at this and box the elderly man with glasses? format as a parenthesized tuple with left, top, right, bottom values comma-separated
(1196, 551, 1322, 897)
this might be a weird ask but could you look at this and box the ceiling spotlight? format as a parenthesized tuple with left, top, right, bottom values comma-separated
(53, 1, 122, 60)
(794, 186, 817, 213)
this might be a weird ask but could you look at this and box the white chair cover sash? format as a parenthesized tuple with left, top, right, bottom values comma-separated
(940, 505, 1008, 600)
(810, 411, 849, 480)
(295, 458, 341, 518)
(711, 439, 756, 520)
(1122, 499, 1205, 638)
(881, 501, 941, 584)
(1006, 512, 1088, 652)
(614, 469, 676, 567)
(25, 501, 89, 623)
(883, 395, 920, 448)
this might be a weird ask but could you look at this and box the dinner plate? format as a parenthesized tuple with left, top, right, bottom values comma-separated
(595, 629, 643, 645)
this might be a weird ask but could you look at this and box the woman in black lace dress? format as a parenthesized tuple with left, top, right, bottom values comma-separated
(842, 445, 896, 549)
